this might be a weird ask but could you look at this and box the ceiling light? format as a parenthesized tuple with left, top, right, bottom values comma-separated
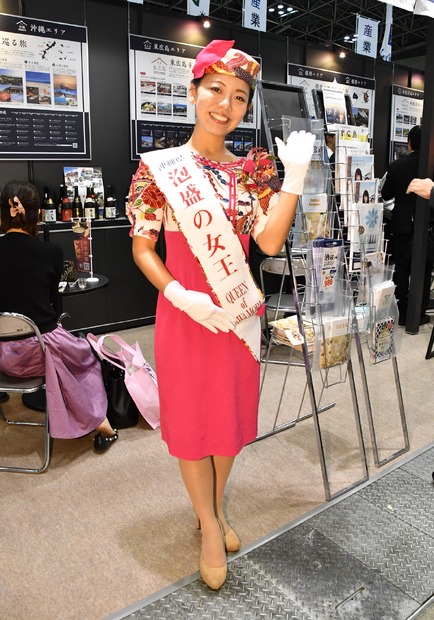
(277, 4, 284, 8)
(339, 50, 346, 58)
(202, 18, 211, 28)
(269, 7, 275, 11)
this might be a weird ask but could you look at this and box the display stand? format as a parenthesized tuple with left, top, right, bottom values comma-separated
(255, 107, 409, 499)
(334, 133, 410, 468)
(255, 108, 369, 501)
(71, 217, 99, 283)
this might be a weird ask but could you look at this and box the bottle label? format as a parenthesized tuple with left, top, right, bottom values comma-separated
(61, 208, 73, 222)
(105, 206, 117, 219)
(44, 209, 57, 222)
(85, 207, 96, 219)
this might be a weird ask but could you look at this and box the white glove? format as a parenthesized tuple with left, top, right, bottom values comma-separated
(164, 280, 236, 334)
(275, 130, 315, 195)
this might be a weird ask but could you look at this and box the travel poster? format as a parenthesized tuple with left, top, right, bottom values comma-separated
(0, 13, 90, 159)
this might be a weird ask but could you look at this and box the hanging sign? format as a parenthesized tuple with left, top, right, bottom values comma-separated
(187, 0, 210, 16)
(379, 3, 393, 61)
(377, 0, 415, 9)
(355, 15, 379, 58)
(414, 0, 434, 17)
(242, 0, 267, 32)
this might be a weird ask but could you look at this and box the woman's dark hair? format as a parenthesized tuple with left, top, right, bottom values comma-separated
(191, 77, 255, 106)
(0, 180, 40, 236)
(354, 168, 363, 180)
(363, 189, 370, 203)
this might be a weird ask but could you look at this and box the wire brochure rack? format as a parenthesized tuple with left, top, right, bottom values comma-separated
(256, 116, 409, 500)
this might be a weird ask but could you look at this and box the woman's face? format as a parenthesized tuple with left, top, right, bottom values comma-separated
(190, 73, 250, 138)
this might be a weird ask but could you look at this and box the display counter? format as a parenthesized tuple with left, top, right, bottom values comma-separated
(42, 218, 159, 333)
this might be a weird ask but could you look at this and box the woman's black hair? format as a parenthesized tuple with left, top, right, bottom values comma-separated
(0, 180, 40, 236)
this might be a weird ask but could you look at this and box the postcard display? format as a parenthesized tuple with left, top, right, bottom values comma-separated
(0, 13, 90, 159)
(128, 36, 258, 160)
(332, 125, 409, 469)
(258, 109, 409, 499)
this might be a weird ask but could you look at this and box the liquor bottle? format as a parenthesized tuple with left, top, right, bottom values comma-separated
(97, 194, 105, 220)
(113, 184, 120, 218)
(57, 184, 64, 221)
(61, 186, 73, 222)
(72, 186, 83, 218)
(84, 186, 96, 220)
(40, 186, 48, 221)
(42, 186, 56, 223)
(104, 185, 117, 219)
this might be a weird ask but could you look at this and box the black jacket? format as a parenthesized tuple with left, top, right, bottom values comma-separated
(381, 150, 420, 235)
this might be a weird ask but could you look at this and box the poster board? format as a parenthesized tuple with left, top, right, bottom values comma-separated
(288, 63, 375, 136)
(389, 84, 423, 160)
(129, 35, 259, 159)
(0, 13, 90, 160)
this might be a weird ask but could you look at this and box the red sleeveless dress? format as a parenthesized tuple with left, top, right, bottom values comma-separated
(128, 150, 279, 459)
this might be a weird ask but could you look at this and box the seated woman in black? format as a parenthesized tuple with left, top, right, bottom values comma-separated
(0, 180, 118, 452)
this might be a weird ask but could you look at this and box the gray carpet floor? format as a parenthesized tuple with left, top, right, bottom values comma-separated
(1, 319, 434, 619)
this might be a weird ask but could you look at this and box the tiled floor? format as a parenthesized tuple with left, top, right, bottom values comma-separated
(107, 444, 434, 620)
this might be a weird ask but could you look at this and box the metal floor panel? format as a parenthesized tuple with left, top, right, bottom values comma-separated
(310, 495, 434, 603)
(108, 444, 434, 620)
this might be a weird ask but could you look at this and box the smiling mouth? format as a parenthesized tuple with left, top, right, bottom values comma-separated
(210, 112, 229, 123)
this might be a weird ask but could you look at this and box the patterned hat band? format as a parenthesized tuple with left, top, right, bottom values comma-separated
(192, 39, 260, 91)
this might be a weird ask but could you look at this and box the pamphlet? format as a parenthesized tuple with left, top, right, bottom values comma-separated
(310, 238, 344, 313)
(317, 315, 351, 369)
(293, 193, 330, 246)
(372, 280, 395, 319)
(269, 315, 315, 353)
(371, 316, 395, 363)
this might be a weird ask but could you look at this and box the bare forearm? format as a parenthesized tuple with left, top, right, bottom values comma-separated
(132, 236, 173, 292)
(256, 191, 298, 255)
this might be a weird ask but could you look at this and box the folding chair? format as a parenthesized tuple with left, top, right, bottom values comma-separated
(0, 312, 51, 473)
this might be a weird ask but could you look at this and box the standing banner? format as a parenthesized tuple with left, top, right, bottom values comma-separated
(414, 0, 434, 16)
(187, 0, 210, 17)
(379, 3, 393, 61)
(243, 0, 267, 32)
(377, 0, 415, 9)
(355, 15, 379, 58)
(0, 13, 90, 160)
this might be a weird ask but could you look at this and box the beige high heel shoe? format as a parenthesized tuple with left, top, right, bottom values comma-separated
(199, 519, 227, 590)
(197, 516, 241, 553)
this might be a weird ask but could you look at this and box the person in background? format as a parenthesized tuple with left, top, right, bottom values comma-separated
(406, 176, 434, 318)
(324, 131, 336, 168)
(128, 39, 314, 590)
(381, 125, 431, 325)
(0, 180, 118, 452)
(378, 146, 408, 262)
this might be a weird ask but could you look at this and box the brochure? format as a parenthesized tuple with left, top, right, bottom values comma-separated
(317, 315, 351, 369)
(371, 316, 395, 363)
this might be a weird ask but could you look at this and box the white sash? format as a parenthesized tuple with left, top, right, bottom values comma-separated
(141, 146, 264, 361)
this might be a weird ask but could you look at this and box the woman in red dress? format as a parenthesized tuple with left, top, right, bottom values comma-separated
(128, 40, 314, 589)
